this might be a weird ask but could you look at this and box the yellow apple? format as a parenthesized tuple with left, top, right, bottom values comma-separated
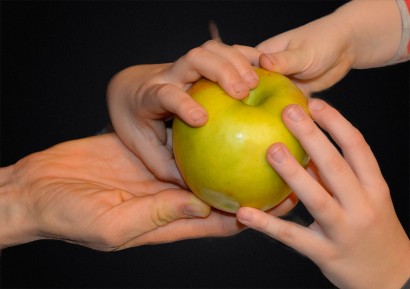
(173, 67, 309, 213)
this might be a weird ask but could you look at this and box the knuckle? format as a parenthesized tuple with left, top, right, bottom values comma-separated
(201, 39, 220, 50)
(354, 206, 378, 231)
(281, 163, 300, 180)
(184, 47, 205, 62)
(217, 61, 236, 75)
(281, 52, 293, 68)
(298, 120, 318, 140)
(299, 49, 320, 74)
(232, 43, 242, 50)
(275, 221, 295, 243)
(325, 155, 347, 175)
(309, 194, 330, 214)
(148, 84, 178, 113)
(343, 126, 367, 151)
(149, 196, 175, 227)
(154, 83, 174, 99)
(155, 166, 176, 184)
(151, 210, 172, 227)
(275, 52, 298, 74)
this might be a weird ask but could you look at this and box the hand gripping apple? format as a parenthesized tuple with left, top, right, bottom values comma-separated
(172, 67, 309, 213)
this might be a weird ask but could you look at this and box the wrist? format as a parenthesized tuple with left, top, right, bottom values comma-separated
(333, 0, 403, 68)
(371, 233, 410, 289)
(0, 165, 39, 249)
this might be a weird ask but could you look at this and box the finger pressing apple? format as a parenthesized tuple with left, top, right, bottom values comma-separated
(173, 67, 309, 213)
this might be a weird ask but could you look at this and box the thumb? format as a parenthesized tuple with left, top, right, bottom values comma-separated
(148, 83, 208, 127)
(94, 189, 212, 249)
(156, 189, 212, 221)
(132, 189, 211, 230)
(259, 49, 310, 77)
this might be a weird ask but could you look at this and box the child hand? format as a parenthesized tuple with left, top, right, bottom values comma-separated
(107, 41, 261, 185)
(237, 99, 410, 289)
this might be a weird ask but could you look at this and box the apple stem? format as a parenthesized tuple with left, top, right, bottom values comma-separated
(242, 89, 269, 106)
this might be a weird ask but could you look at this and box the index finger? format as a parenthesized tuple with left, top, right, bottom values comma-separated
(167, 41, 262, 99)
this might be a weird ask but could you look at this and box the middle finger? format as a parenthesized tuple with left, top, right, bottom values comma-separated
(282, 102, 365, 209)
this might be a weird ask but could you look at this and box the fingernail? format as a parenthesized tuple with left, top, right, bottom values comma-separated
(233, 82, 248, 95)
(268, 144, 288, 164)
(309, 99, 325, 111)
(184, 204, 209, 218)
(243, 70, 259, 87)
(189, 108, 207, 124)
(286, 105, 306, 122)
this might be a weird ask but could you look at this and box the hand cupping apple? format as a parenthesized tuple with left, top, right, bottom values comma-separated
(173, 67, 309, 213)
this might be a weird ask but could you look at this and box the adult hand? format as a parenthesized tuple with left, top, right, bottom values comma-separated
(237, 99, 410, 289)
(0, 133, 295, 251)
(107, 41, 261, 185)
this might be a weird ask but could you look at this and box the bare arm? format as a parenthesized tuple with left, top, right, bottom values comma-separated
(257, 0, 409, 94)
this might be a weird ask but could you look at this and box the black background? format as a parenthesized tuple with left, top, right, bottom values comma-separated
(1, 1, 409, 288)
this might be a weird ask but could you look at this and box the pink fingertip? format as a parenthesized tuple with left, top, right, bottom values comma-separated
(236, 207, 255, 224)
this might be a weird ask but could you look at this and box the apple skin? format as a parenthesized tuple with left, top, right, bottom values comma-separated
(173, 67, 309, 213)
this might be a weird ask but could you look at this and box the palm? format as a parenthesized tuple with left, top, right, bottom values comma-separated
(13, 133, 239, 250)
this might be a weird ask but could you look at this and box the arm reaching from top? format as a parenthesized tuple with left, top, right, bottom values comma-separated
(257, 0, 409, 94)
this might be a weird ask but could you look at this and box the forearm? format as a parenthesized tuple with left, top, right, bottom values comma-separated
(333, 0, 404, 68)
(0, 166, 38, 249)
(391, 0, 410, 64)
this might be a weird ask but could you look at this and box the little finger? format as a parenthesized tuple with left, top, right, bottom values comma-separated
(237, 207, 328, 261)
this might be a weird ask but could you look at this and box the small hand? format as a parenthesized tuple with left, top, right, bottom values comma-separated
(256, 0, 403, 96)
(237, 99, 410, 289)
(107, 41, 262, 185)
(256, 14, 354, 95)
